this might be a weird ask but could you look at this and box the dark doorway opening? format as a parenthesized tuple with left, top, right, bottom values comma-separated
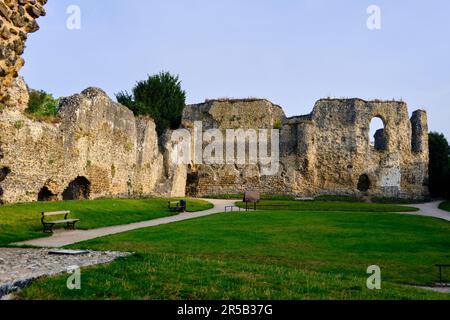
(38, 186, 58, 202)
(357, 174, 371, 192)
(0, 167, 11, 182)
(185, 172, 199, 197)
(62, 176, 91, 200)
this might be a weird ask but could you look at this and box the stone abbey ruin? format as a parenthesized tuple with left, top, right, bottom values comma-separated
(0, 0, 429, 204)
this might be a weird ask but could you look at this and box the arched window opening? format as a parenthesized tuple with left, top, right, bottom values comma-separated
(369, 117, 387, 151)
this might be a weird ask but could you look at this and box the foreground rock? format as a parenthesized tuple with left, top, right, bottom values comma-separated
(0, 248, 130, 299)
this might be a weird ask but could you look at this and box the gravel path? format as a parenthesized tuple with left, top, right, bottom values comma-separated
(399, 201, 450, 222)
(14, 199, 237, 248)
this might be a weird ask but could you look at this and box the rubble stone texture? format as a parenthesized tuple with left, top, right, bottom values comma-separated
(0, 85, 186, 203)
(183, 98, 429, 199)
(0, 0, 47, 106)
(0, 248, 130, 298)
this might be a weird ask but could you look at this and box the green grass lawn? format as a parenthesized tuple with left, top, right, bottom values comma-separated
(439, 201, 450, 212)
(17, 202, 450, 300)
(0, 198, 212, 246)
(236, 200, 419, 213)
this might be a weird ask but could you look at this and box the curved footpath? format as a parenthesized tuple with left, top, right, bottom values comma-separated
(14, 199, 237, 248)
(399, 201, 450, 222)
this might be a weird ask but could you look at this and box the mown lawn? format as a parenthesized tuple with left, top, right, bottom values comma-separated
(18, 203, 450, 300)
(440, 201, 450, 212)
(0, 198, 212, 246)
(236, 200, 419, 213)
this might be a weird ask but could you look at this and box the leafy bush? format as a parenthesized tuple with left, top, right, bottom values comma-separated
(428, 132, 450, 199)
(116, 72, 186, 136)
(26, 89, 60, 117)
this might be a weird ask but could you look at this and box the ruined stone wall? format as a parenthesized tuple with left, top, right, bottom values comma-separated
(0, 83, 185, 204)
(0, 0, 429, 203)
(182, 99, 288, 196)
(0, 0, 46, 106)
(306, 99, 428, 198)
(183, 98, 429, 200)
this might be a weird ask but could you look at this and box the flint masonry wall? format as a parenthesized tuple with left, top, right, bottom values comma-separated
(183, 98, 429, 200)
(0, 0, 46, 106)
(182, 99, 288, 197)
(0, 84, 185, 204)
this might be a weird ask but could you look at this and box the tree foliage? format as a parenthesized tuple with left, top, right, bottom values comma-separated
(116, 72, 186, 136)
(26, 89, 59, 117)
(428, 132, 450, 199)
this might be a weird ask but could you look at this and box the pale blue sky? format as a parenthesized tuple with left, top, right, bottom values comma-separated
(21, 0, 450, 138)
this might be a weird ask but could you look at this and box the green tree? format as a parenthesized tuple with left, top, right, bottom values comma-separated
(26, 89, 59, 117)
(116, 72, 186, 135)
(428, 132, 450, 198)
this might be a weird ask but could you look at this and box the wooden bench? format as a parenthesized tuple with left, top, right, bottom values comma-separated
(41, 211, 80, 234)
(168, 200, 186, 213)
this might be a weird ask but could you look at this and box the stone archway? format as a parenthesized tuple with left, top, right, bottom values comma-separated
(38, 186, 57, 202)
(369, 116, 387, 151)
(357, 174, 371, 192)
(62, 176, 91, 200)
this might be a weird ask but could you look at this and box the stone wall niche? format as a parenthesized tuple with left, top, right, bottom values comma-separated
(62, 177, 91, 201)
(38, 186, 57, 202)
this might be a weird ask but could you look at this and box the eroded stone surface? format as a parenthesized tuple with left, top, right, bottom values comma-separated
(0, 0, 47, 106)
(0, 248, 130, 298)
(183, 98, 429, 199)
(0, 84, 186, 203)
(0, 1, 430, 203)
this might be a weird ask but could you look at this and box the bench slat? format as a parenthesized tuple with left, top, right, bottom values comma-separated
(42, 211, 70, 216)
(45, 219, 80, 225)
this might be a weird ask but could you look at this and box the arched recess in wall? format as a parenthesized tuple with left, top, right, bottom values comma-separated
(357, 174, 371, 192)
(62, 176, 91, 201)
(0, 167, 11, 182)
(369, 117, 387, 151)
(0, 167, 11, 205)
(38, 186, 58, 202)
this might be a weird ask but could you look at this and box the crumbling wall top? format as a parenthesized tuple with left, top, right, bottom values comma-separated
(0, 0, 47, 106)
